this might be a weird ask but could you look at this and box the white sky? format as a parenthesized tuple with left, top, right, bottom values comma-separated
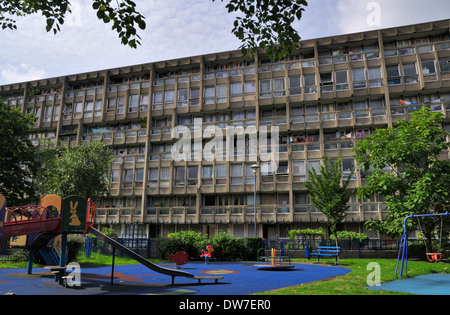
(0, 0, 449, 85)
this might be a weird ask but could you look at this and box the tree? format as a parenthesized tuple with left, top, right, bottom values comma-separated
(304, 158, 355, 246)
(37, 140, 114, 203)
(0, 0, 308, 59)
(353, 107, 450, 250)
(212, 0, 308, 60)
(0, 100, 40, 205)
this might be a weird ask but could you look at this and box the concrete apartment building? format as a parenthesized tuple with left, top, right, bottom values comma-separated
(1, 19, 450, 239)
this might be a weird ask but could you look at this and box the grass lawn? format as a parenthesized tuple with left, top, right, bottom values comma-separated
(258, 258, 450, 295)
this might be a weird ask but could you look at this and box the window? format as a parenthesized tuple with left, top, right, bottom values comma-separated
(153, 92, 163, 104)
(216, 84, 227, 103)
(354, 100, 368, 110)
(111, 170, 119, 183)
(294, 193, 308, 213)
(187, 166, 198, 186)
(342, 158, 356, 180)
(335, 71, 349, 90)
(165, 90, 175, 106)
(245, 163, 255, 184)
(204, 86, 214, 104)
(259, 79, 271, 98)
(94, 100, 102, 116)
(178, 89, 188, 107)
(273, 78, 286, 97)
(135, 169, 144, 185)
(305, 105, 318, 114)
(129, 95, 139, 113)
(148, 168, 158, 188)
(160, 167, 170, 188)
(53, 105, 60, 121)
(369, 99, 384, 108)
(386, 65, 401, 85)
(84, 101, 93, 113)
(289, 76, 302, 95)
(439, 58, 450, 79)
(215, 164, 226, 185)
(352, 69, 366, 89)
(422, 60, 437, 82)
(202, 166, 213, 185)
(43, 106, 52, 122)
(244, 81, 256, 94)
(106, 98, 116, 114)
(422, 60, 436, 74)
(276, 163, 289, 183)
(368, 67, 383, 87)
(403, 64, 418, 84)
(174, 166, 185, 186)
(304, 74, 316, 93)
(231, 82, 242, 96)
(320, 73, 333, 92)
(322, 103, 336, 120)
(277, 193, 290, 213)
(292, 160, 306, 182)
(116, 96, 125, 114)
(123, 169, 134, 182)
(190, 88, 200, 106)
(230, 164, 243, 185)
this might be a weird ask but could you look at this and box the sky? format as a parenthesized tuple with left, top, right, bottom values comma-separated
(0, 0, 449, 85)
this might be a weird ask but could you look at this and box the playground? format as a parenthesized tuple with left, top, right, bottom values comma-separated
(0, 194, 450, 295)
(0, 261, 351, 295)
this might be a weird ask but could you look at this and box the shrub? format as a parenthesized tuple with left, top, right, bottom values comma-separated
(157, 231, 262, 261)
(158, 231, 207, 260)
(208, 232, 239, 261)
(330, 231, 369, 241)
(238, 237, 262, 261)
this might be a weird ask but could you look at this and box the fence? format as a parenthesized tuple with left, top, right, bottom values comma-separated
(85, 237, 157, 259)
(262, 238, 450, 259)
(0, 238, 23, 262)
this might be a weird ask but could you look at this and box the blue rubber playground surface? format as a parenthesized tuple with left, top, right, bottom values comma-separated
(367, 274, 450, 295)
(0, 262, 350, 295)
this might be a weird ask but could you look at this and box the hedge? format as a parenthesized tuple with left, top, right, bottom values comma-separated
(158, 231, 262, 261)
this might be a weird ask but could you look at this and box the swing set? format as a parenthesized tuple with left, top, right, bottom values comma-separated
(396, 212, 449, 278)
(417, 215, 445, 263)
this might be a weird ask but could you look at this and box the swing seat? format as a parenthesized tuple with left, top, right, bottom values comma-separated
(426, 253, 442, 262)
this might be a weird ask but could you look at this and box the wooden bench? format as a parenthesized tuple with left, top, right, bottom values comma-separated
(310, 246, 340, 265)
(44, 265, 67, 276)
(191, 275, 224, 284)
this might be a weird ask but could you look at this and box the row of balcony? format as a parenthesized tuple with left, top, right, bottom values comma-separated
(94, 203, 386, 225)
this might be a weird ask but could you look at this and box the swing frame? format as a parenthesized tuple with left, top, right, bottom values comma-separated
(395, 212, 449, 278)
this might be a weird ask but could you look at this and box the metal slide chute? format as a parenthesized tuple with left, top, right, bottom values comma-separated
(87, 227, 195, 284)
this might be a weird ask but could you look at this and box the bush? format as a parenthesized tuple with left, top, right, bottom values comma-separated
(158, 231, 207, 260)
(330, 231, 369, 241)
(238, 237, 262, 261)
(208, 232, 239, 261)
(66, 234, 85, 263)
(157, 231, 262, 261)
